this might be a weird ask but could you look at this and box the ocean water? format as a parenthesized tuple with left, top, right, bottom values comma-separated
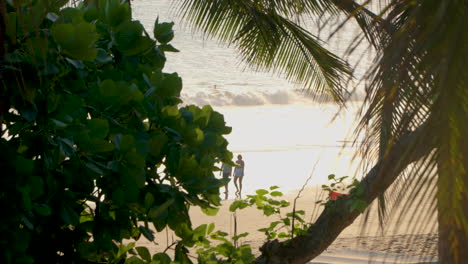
(133, 1, 371, 197)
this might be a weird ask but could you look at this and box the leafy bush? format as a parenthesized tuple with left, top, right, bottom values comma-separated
(0, 0, 233, 262)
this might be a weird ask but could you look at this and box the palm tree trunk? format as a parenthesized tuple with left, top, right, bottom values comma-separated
(437, 141, 468, 264)
(254, 123, 435, 264)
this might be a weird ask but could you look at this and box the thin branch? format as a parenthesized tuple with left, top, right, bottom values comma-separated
(291, 160, 319, 239)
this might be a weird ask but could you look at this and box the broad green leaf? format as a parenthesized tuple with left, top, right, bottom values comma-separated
(95, 48, 113, 64)
(144, 192, 154, 210)
(33, 204, 52, 216)
(121, 165, 145, 188)
(50, 118, 68, 128)
(148, 199, 174, 219)
(256, 189, 269, 196)
(125, 152, 146, 168)
(117, 242, 135, 260)
(15, 156, 34, 175)
(88, 118, 109, 139)
(174, 244, 192, 264)
(52, 22, 99, 61)
(139, 226, 154, 241)
(153, 21, 174, 44)
(100, 79, 119, 97)
(120, 135, 136, 153)
(158, 73, 182, 98)
(207, 223, 215, 234)
(270, 191, 283, 197)
(152, 253, 171, 264)
(125, 256, 144, 264)
(20, 104, 38, 122)
(149, 133, 167, 157)
(162, 105, 179, 117)
(115, 21, 153, 56)
(61, 206, 79, 226)
(136, 247, 151, 262)
(88, 139, 115, 152)
(201, 206, 219, 216)
(158, 44, 179, 52)
(111, 188, 125, 206)
(28, 176, 43, 199)
(107, 2, 130, 28)
(83, 8, 99, 22)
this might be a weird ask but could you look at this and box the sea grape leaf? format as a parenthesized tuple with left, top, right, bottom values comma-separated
(88, 118, 109, 139)
(153, 20, 174, 44)
(52, 22, 99, 61)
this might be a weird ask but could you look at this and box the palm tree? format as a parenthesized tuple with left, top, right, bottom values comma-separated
(178, 0, 468, 263)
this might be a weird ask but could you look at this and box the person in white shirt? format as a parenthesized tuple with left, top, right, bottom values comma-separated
(233, 154, 245, 198)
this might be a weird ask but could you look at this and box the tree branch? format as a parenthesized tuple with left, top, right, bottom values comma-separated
(254, 122, 436, 264)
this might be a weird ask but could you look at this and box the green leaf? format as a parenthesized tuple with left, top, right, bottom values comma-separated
(270, 191, 283, 197)
(20, 104, 38, 122)
(28, 176, 43, 199)
(105, 1, 131, 28)
(153, 20, 174, 44)
(52, 22, 99, 61)
(201, 206, 219, 216)
(152, 253, 171, 264)
(125, 256, 144, 264)
(87, 139, 115, 152)
(33, 204, 52, 216)
(349, 200, 367, 213)
(193, 224, 207, 239)
(50, 118, 68, 128)
(256, 189, 269, 196)
(100, 79, 119, 97)
(125, 152, 146, 168)
(85, 161, 106, 175)
(61, 206, 79, 226)
(162, 105, 179, 117)
(149, 133, 167, 157)
(111, 188, 125, 206)
(115, 21, 153, 56)
(158, 44, 179, 52)
(229, 200, 249, 212)
(139, 226, 154, 241)
(136, 247, 151, 262)
(120, 135, 136, 153)
(15, 156, 34, 175)
(149, 199, 174, 219)
(95, 48, 113, 64)
(174, 244, 192, 264)
(158, 73, 182, 97)
(88, 118, 109, 139)
(207, 223, 215, 234)
(144, 192, 154, 210)
(117, 242, 135, 260)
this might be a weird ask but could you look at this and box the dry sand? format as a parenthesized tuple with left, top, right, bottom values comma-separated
(139, 185, 438, 263)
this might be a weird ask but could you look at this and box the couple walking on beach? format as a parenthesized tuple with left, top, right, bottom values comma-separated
(221, 154, 245, 199)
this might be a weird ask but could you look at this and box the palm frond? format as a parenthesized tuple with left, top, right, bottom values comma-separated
(353, 1, 468, 260)
(177, 0, 352, 102)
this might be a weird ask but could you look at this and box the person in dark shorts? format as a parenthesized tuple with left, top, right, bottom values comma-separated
(221, 163, 232, 200)
(233, 154, 245, 198)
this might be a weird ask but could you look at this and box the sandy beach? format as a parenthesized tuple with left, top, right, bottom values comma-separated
(137, 185, 438, 263)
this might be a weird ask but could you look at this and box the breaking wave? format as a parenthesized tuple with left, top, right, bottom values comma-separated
(181, 88, 363, 107)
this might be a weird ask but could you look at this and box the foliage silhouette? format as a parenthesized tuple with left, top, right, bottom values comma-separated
(0, 0, 233, 262)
